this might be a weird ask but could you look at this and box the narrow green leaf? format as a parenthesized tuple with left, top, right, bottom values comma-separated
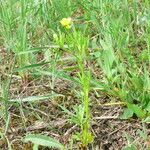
(14, 62, 51, 72)
(37, 69, 80, 84)
(9, 94, 63, 103)
(17, 47, 48, 55)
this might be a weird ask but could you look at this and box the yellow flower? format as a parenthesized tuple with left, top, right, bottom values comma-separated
(60, 17, 72, 29)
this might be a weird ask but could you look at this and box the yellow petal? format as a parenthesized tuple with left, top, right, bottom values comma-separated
(60, 17, 72, 27)
(65, 25, 71, 29)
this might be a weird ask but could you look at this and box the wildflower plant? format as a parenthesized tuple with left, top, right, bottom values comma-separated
(70, 32, 93, 147)
(59, 17, 94, 148)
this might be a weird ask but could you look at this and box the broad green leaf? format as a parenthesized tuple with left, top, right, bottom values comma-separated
(24, 134, 64, 149)
(128, 104, 146, 118)
(120, 108, 133, 119)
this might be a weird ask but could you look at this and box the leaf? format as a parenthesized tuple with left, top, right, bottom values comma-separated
(123, 145, 137, 150)
(9, 94, 63, 103)
(143, 117, 150, 123)
(37, 69, 80, 84)
(140, 49, 149, 61)
(137, 129, 147, 140)
(71, 105, 85, 125)
(131, 76, 143, 90)
(14, 62, 51, 72)
(33, 144, 38, 150)
(24, 134, 64, 149)
(128, 104, 146, 118)
(73, 132, 81, 141)
(59, 104, 73, 116)
(120, 108, 134, 119)
(17, 47, 48, 55)
(146, 102, 150, 112)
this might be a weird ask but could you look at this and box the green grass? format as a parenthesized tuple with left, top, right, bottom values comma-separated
(0, 0, 150, 149)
